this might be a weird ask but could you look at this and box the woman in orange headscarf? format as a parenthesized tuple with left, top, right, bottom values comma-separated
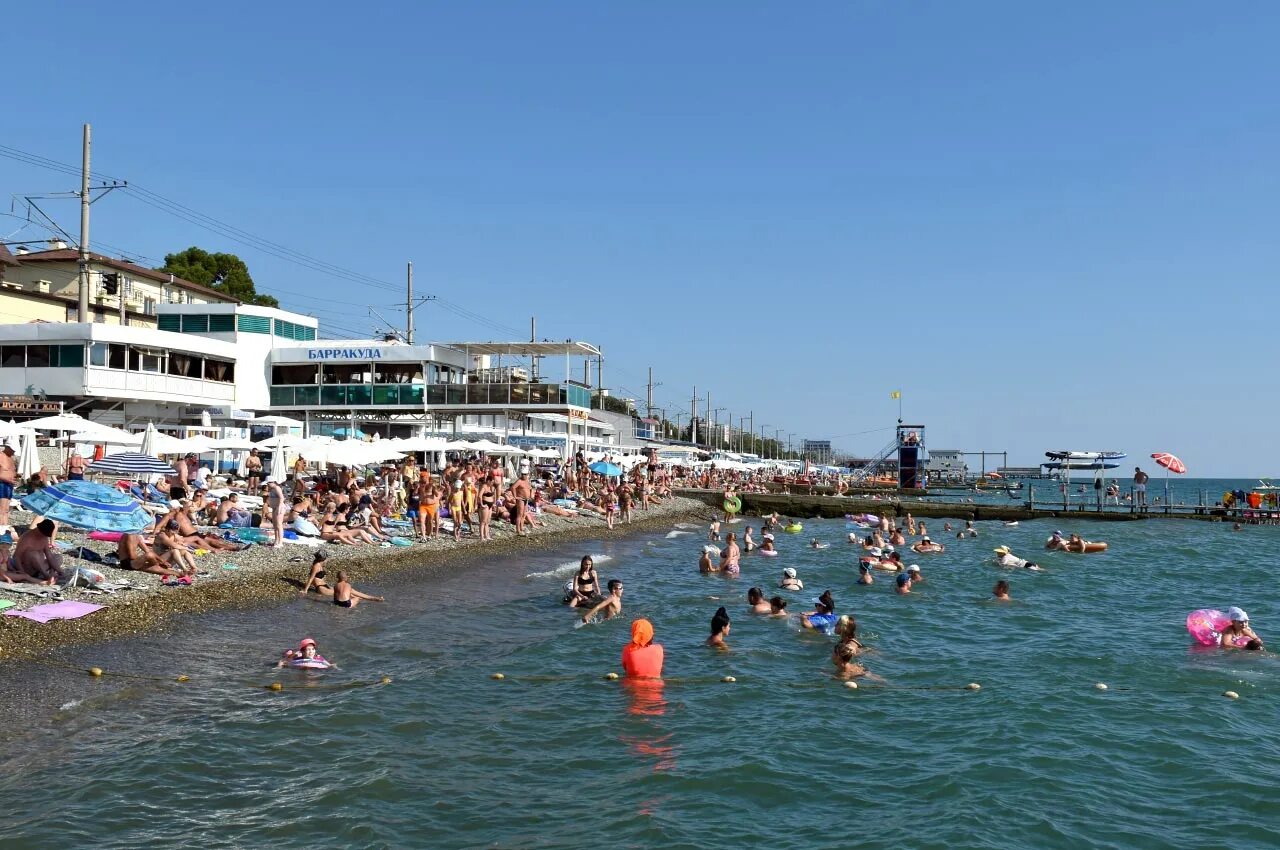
(622, 618, 664, 678)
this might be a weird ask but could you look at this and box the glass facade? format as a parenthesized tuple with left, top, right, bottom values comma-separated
(157, 313, 314, 339)
(1, 344, 87, 368)
(268, 377, 590, 409)
(86, 342, 235, 382)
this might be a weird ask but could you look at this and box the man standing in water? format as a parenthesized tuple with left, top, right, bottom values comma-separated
(1134, 467, 1149, 511)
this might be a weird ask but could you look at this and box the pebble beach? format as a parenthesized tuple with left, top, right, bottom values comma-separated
(0, 495, 710, 663)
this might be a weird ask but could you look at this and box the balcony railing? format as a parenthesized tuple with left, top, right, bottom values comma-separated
(268, 381, 594, 409)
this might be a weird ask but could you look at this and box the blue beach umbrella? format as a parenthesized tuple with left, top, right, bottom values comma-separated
(589, 461, 623, 477)
(20, 480, 152, 533)
(88, 452, 178, 476)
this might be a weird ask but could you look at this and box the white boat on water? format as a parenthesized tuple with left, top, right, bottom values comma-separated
(1045, 451, 1127, 461)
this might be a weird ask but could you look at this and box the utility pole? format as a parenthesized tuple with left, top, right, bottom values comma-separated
(646, 367, 655, 421)
(78, 123, 91, 323)
(690, 386, 698, 446)
(759, 424, 768, 459)
(705, 391, 711, 449)
(405, 261, 413, 344)
(748, 411, 754, 456)
(530, 316, 537, 381)
(597, 352, 604, 411)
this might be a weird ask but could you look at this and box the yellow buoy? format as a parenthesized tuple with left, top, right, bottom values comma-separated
(1094, 683, 1108, 691)
(844, 681, 859, 689)
(965, 682, 981, 691)
(380, 676, 393, 685)
(268, 682, 283, 691)
(604, 672, 619, 680)
(88, 667, 103, 678)
(176, 675, 190, 683)
(721, 676, 736, 683)
(491, 672, 506, 680)
(1224, 690, 1240, 700)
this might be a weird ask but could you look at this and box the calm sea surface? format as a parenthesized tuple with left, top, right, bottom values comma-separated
(1, 495, 1277, 848)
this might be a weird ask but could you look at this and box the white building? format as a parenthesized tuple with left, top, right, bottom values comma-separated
(0, 302, 640, 454)
(926, 449, 967, 481)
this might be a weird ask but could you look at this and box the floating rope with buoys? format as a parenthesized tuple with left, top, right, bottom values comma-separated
(487, 673, 1246, 698)
(27, 657, 394, 693)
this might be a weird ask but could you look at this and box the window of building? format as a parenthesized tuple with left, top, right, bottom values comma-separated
(181, 314, 209, 333)
(129, 347, 164, 373)
(373, 363, 423, 384)
(25, 345, 50, 367)
(237, 315, 271, 334)
(321, 363, 370, 384)
(208, 314, 235, 332)
(168, 353, 204, 378)
(108, 343, 127, 370)
(2, 346, 24, 368)
(54, 345, 84, 367)
(205, 359, 235, 383)
(89, 342, 107, 367)
(157, 314, 181, 332)
(272, 364, 319, 385)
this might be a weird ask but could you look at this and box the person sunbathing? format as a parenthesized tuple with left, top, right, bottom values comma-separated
(174, 503, 242, 552)
(153, 520, 198, 575)
(116, 532, 186, 577)
(11, 519, 66, 585)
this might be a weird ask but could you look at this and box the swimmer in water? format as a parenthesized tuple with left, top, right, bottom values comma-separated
(709, 520, 721, 542)
(699, 550, 717, 574)
(943, 522, 953, 532)
(747, 586, 771, 614)
(833, 614, 864, 660)
(992, 580, 1011, 601)
(889, 529, 906, 547)
(760, 536, 776, 554)
(911, 536, 944, 554)
(779, 567, 803, 591)
(769, 596, 788, 617)
(993, 546, 1041, 570)
(832, 641, 871, 680)
(857, 562, 874, 585)
(720, 532, 741, 575)
(566, 556, 602, 607)
(801, 591, 837, 632)
(906, 564, 922, 584)
(895, 572, 913, 594)
(743, 526, 757, 551)
(277, 637, 328, 668)
(707, 606, 731, 648)
(1045, 530, 1068, 551)
(1220, 607, 1262, 649)
(581, 579, 624, 623)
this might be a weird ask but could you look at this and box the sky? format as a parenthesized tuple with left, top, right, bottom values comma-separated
(2, 2, 1277, 475)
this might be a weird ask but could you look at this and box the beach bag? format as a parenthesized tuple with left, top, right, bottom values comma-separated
(292, 517, 321, 537)
(66, 567, 108, 589)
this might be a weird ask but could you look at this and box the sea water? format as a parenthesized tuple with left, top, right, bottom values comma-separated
(0, 512, 1277, 848)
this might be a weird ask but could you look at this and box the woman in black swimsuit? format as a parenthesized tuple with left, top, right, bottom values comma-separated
(299, 551, 333, 596)
(564, 556, 600, 607)
(478, 481, 496, 542)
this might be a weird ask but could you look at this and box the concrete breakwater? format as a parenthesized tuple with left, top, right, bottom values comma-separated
(676, 488, 1198, 523)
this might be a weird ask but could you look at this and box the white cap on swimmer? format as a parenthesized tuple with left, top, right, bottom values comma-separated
(1227, 607, 1249, 622)
(783, 568, 797, 578)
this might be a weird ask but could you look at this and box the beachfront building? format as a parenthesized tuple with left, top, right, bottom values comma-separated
(0, 241, 237, 328)
(0, 301, 642, 455)
(802, 439, 833, 464)
(926, 448, 967, 482)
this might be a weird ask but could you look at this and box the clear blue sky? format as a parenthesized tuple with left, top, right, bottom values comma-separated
(3, 2, 1277, 475)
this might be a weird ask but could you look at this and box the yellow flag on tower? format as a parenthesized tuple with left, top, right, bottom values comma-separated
(890, 391, 901, 400)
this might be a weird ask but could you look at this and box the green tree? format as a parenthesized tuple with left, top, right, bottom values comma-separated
(159, 247, 279, 307)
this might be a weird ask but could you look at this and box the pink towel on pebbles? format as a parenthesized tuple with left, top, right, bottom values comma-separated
(3, 601, 104, 623)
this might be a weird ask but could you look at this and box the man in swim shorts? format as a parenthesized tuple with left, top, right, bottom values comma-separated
(0, 442, 15, 531)
(12, 519, 65, 584)
(581, 579, 624, 623)
(1134, 467, 1148, 509)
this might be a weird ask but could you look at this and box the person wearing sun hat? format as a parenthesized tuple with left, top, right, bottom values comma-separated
(1221, 607, 1262, 649)
(779, 567, 803, 591)
(994, 546, 1041, 571)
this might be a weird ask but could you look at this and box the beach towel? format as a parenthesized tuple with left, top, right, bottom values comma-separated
(0, 600, 12, 611)
(4, 600, 103, 622)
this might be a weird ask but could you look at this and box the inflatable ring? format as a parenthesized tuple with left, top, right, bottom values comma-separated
(723, 496, 743, 515)
(287, 658, 332, 670)
(1187, 609, 1230, 646)
(784, 524, 804, 533)
(759, 549, 778, 557)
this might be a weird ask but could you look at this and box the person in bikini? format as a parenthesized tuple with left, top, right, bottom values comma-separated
(299, 551, 333, 595)
(478, 479, 496, 541)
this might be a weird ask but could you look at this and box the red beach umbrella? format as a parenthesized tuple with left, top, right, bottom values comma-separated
(1151, 452, 1186, 510)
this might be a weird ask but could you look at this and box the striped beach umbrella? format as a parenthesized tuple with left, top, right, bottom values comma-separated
(20, 480, 152, 533)
(88, 452, 178, 476)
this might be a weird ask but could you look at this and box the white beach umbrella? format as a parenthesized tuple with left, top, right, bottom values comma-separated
(211, 436, 255, 450)
(68, 428, 141, 445)
(254, 433, 307, 450)
(265, 447, 287, 483)
(0, 420, 29, 440)
(139, 422, 159, 457)
(23, 412, 101, 433)
(16, 431, 41, 480)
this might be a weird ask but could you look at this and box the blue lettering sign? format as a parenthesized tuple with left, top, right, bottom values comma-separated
(306, 348, 385, 361)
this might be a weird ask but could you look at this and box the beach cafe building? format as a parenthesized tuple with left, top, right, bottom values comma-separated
(0, 303, 630, 455)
